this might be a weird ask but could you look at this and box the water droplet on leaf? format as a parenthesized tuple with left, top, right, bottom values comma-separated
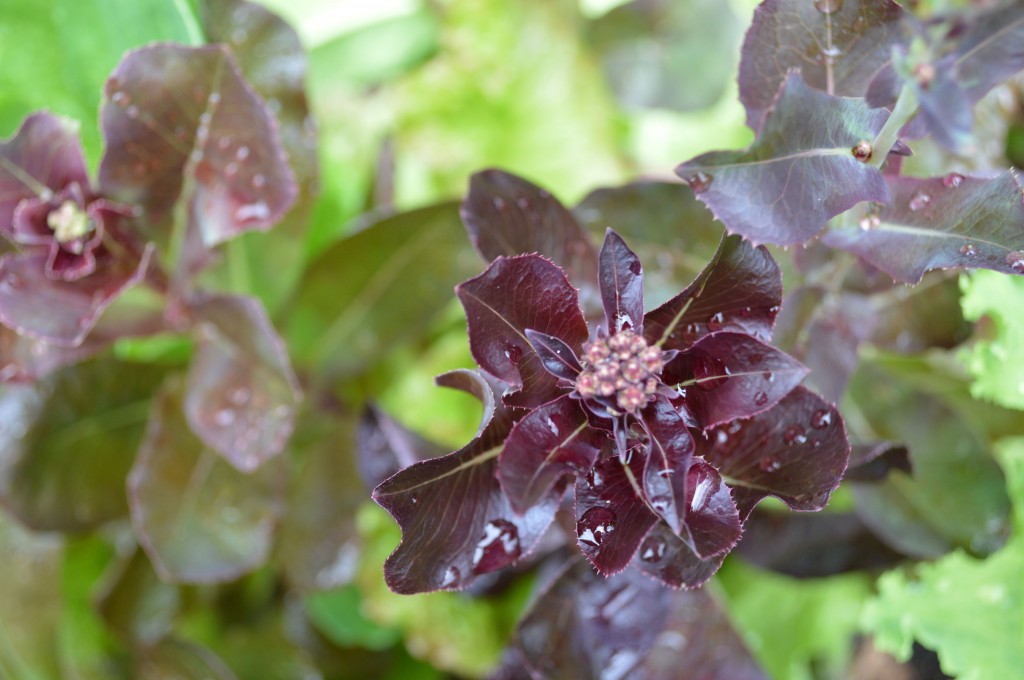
(685, 172, 713, 193)
(693, 354, 727, 391)
(504, 343, 523, 365)
(811, 409, 833, 429)
(577, 507, 617, 548)
(759, 456, 782, 472)
(471, 519, 521, 573)
(639, 536, 667, 562)
(908, 191, 930, 211)
(1006, 251, 1024, 274)
(814, 0, 842, 13)
(707, 312, 725, 331)
(783, 424, 807, 445)
(960, 243, 977, 257)
(439, 565, 461, 588)
(943, 172, 964, 188)
(754, 391, 769, 406)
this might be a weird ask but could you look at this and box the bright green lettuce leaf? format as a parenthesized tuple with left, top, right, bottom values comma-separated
(862, 438, 1024, 679)
(355, 504, 531, 678)
(0, 0, 200, 168)
(961, 271, 1024, 410)
(717, 559, 873, 680)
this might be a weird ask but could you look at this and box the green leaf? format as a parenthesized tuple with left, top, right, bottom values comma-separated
(0, 0, 199, 168)
(863, 438, 1024, 678)
(0, 357, 166, 532)
(718, 560, 873, 680)
(305, 586, 401, 651)
(961, 270, 1024, 410)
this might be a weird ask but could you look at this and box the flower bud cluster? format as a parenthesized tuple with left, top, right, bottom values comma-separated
(575, 329, 664, 414)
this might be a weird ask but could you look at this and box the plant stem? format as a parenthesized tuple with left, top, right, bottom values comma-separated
(870, 85, 919, 169)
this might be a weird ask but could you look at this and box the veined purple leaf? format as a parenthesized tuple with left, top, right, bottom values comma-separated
(184, 293, 301, 472)
(515, 559, 766, 678)
(739, 0, 907, 132)
(0, 243, 153, 347)
(461, 169, 599, 297)
(639, 395, 694, 537)
(823, 172, 1024, 284)
(0, 325, 101, 383)
(676, 73, 890, 245)
(200, 0, 319, 311)
(128, 377, 284, 583)
(99, 44, 297, 246)
(357, 405, 447, 491)
(599, 229, 644, 334)
(574, 455, 658, 576)
(0, 358, 165, 532)
(633, 522, 728, 590)
(373, 372, 556, 594)
(457, 254, 588, 408)
(951, 4, 1024, 104)
(701, 386, 850, 520)
(643, 234, 782, 351)
(912, 57, 973, 152)
(499, 395, 605, 513)
(525, 329, 582, 383)
(662, 332, 808, 429)
(434, 367, 509, 436)
(0, 112, 90, 232)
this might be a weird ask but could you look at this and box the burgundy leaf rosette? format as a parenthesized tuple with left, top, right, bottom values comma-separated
(373, 169, 850, 594)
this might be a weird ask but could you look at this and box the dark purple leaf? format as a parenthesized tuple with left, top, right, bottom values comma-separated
(461, 169, 599, 299)
(633, 522, 727, 590)
(738, 0, 907, 132)
(278, 411, 365, 592)
(662, 332, 808, 429)
(357, 405, 447, 491)
(682, 460, 742, 559)
(0, 244, 153, 347)
(525, 329, 582, 382)
(434, 367, 510, 434)
(913, 57, 973, 151)
(574, 182, 724, 308)
(0, 324, 103, 383)
(574, 454, 658, 576)
(599, 229, 644, 334)
(515, 559, 765, 679)
(499, 395, 605, 513)
(823, 172, 1024, 284)
(0, 112, 90, 232)
(200, 0, 319, 311)
(676, 73, 890, 245)
(99, 44, 296, 246)
(639, 395, 694, 536)
(457, 254, 589, 408)
(642, 234, 781, 351)
(0, 357, 165, 532)
(952, 5, 1024, 102)
(128, 376, 284, 583)
(184, 293, 301, 472)
(701, 386, 850, 519)
(846, 441, 911, 483)
(373, 370, 556, 593)
(735, 509, 905, 577)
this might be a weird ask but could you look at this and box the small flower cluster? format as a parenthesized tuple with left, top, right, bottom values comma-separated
(575, 328, 664, 414)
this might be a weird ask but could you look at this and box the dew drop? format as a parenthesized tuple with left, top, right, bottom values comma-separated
(960, 243, 977, 257)
(693, 354, 727, 391)
(859, 214, 880, 230)
(759, 456, 782, 472)
(208, 92, 222, 105)
(214, 408, 235, 426)
(685, 171, 713, 193)
(125, 105, 140, 119)
(707, 312, 725, 331)
(783, 424, 808, 445)
(639, 535, 667, 563)
(235, 201, 271, 222)
(252, 173, 266, 189)
(198, 112, 213, 127)
(577, 507, 617, 548)
(236, 145, 250, 161)
(754, 391, 769, 406)
(762, 370, 774, 382)
(715, 429, 729, 446)
(228, 387, 250, 405)
(471, 519, 521, 573)
(814, 0, 842, 13)
(493, 196, 506, 210)
(587, 467, 604, 488)
(504, 343, 523, 365)
(111, 91, 130, 108)
(908, 191, 931, 212)
(683, 322, 700, 338)
(218, 137, 232, 151)
(823, 46, 843, 58)
(811, 409, 833, 429)
(629, 260, 642, 276)
(439, 565, 461, 588)
(225, 161, 239, 178)
(515, 197, 530, 209)
(1006, 251, 1024, 274)
(943, 172, 964, 188)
